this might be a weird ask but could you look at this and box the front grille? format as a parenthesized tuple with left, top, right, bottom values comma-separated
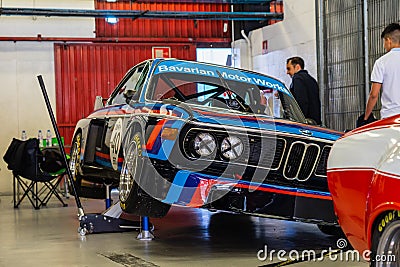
(315, 146, 331, 176)
(248, 137, 286, 169)
(183, 128, 285, 170)
(283, 142, 320, 181)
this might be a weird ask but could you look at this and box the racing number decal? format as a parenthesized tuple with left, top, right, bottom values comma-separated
(110, 118, 123, 171)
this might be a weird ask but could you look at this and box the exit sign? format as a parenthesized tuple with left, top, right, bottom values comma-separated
(152, 47, 171, 58)
(262, 40, 268, 55)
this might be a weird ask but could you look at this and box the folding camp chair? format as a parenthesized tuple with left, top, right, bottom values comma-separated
(3, 138, 68, 209)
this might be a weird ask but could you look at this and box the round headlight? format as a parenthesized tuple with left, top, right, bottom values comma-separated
(194, 133, 216, 157)
(221, 136, 243, 160)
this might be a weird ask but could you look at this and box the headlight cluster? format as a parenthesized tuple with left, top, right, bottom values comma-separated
(193, 132, 244, 160)
(221, 136, 244, 160)
(194, 133, 216, 157)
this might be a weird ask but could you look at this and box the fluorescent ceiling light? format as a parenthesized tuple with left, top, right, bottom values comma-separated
(105, 17, 118, 24)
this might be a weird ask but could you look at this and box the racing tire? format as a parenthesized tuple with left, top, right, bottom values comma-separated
(371, 211, 400, 267)
(119, 131, 170, 218)
(69, 132, 106, 199)
(317, 225, 345, 237)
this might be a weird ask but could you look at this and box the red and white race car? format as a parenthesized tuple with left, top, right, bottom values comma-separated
(327, 116, 400, 266)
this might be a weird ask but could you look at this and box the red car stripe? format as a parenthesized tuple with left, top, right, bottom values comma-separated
(234, 183, 332, 200)
(146, 119, 166, 151)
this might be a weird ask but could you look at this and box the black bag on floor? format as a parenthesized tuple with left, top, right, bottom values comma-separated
(41, 147, 65, 174)
(3, 138, 39, 180)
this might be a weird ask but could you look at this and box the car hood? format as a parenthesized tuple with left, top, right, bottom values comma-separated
(189, 106, 342, 142)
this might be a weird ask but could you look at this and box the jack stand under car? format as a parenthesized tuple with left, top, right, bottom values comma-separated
(137, 216, 154, 241)
(105, 184, 113, 209)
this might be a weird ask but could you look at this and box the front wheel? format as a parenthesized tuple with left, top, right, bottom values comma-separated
(119, 131, 170, 218)
(371, 211, 400, 266)
(69, 133, 83, 196)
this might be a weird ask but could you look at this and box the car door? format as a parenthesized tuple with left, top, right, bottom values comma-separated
(100, 62, 150, 172)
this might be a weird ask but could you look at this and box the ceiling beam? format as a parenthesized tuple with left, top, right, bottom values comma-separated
(0, 7, 283, 21)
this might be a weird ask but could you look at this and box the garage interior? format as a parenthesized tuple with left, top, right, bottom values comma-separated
(0, 0, 399, 266)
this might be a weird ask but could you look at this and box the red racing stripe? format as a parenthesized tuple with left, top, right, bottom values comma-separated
(146, 119, 166, 151)
(234, 183, 332, 200)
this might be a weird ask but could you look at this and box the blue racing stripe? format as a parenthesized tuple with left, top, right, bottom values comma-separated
(176, 175, 200, 204)
(163, 170, 190, 204)
(95, 157, 123, 172)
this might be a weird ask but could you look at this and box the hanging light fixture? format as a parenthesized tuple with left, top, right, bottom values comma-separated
(105, 16, 118, 24)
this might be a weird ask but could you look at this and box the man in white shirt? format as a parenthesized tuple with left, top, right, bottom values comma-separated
(363, 23, 400, 122)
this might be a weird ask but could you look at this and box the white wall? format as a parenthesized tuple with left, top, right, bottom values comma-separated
(232, 0, 317, 88)
(0, 0, 94, 195)
(196, 48, 232, 66)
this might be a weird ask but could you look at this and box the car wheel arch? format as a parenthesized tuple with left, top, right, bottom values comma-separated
(367, 203, 400, 250)
(122, 120, 145, 156)
(118, 125, 171, 217)
(365, 151, 400, 248)
(369, 208, 400, 266)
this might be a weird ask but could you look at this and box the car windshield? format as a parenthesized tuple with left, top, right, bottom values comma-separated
(147, 61, 306, 123)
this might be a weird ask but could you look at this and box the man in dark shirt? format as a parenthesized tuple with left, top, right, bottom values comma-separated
(286, 56, 322, 125)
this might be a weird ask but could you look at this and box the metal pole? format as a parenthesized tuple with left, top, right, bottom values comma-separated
(363, 0, 370, 103)
(37, 75, 85, 217)
(143, 216, 149, 232)
(241, 30, 252, 70)
(105, 184, 112, 209)
(315, 0, 326, 126)
(231, 4, 235, 67)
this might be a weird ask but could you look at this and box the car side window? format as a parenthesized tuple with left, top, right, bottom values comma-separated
(132, 63, 149, 97)
(108, 63, 147, 105)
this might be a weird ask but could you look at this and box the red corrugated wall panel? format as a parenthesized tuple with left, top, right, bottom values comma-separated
(95, 2, 231, 39)
(269, 1, 284, 25)
(54, 43, 196, 146)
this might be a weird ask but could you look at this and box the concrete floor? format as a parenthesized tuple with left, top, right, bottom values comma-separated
(0, 193, 369, 267)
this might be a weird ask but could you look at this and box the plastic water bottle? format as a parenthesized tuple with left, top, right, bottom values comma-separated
(38, 130, 44, 148)
(46, 129, 52, 147)
(21, 130, 27, 141)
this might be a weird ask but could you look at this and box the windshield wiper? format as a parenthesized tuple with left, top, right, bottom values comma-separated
(215, 70, 248, 112)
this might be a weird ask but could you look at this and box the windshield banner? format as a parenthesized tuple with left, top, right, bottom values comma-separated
(154, 60, 290, 95)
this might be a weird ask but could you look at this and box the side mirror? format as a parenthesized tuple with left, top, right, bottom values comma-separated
(94, 96, 104, 110)
(123, 89, 138, 104)
(123, 89, 135, 99)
